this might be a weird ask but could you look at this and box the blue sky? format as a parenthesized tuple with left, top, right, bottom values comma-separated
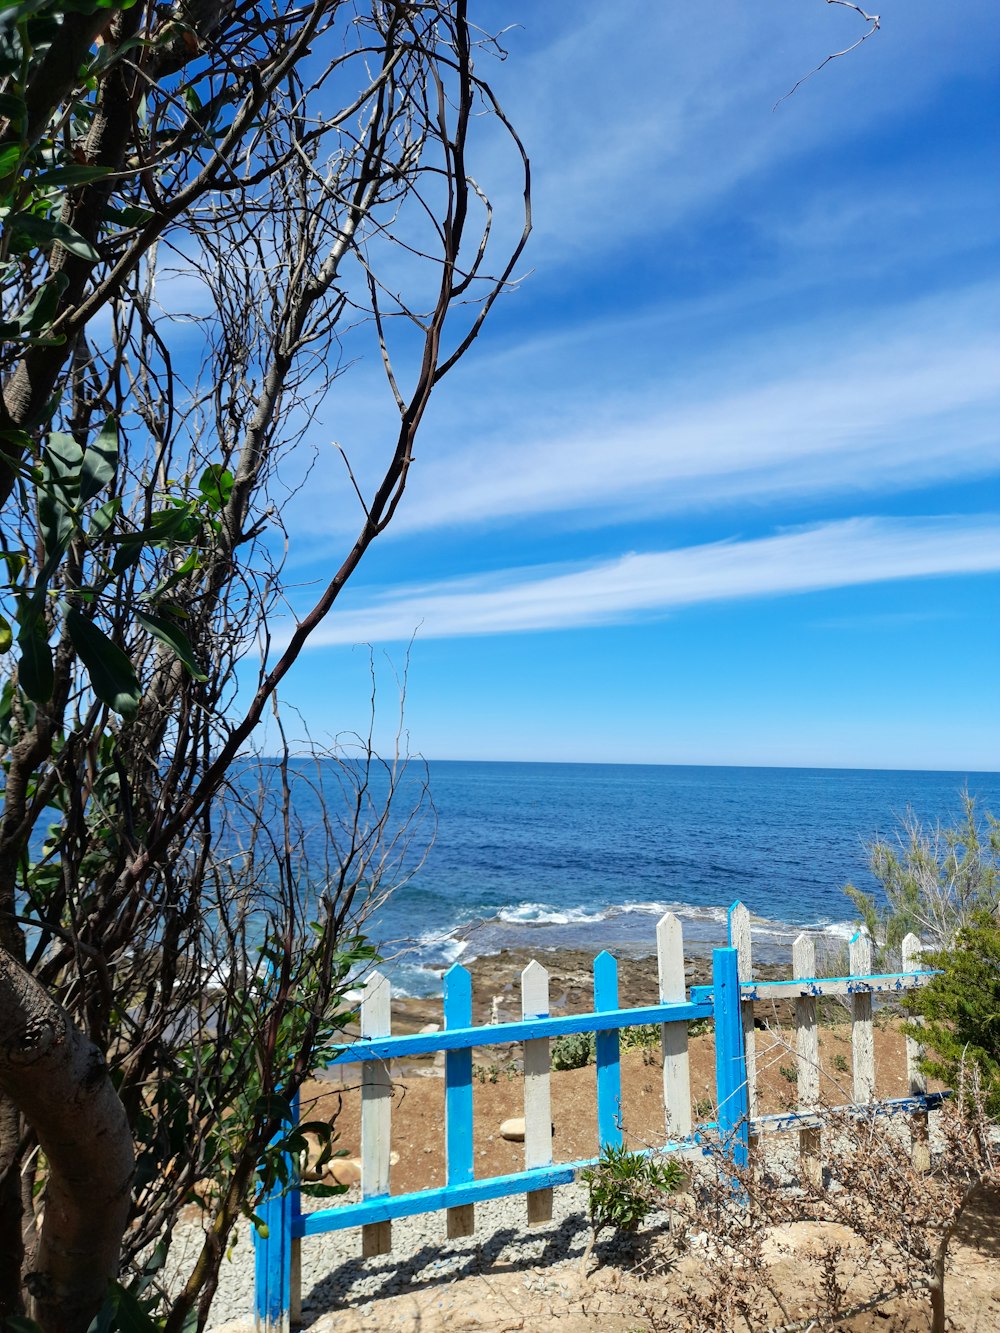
(272, 1, 999, 771)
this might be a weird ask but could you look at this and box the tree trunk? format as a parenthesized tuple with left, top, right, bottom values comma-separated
(0, 950, 134, 1333)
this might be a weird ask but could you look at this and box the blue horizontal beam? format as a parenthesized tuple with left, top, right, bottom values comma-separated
(752, 1091, 947, 1135)
(293, 1090, 945, 1238)
(325, 999, 713, 1065)
(294, 1130, 708, 1237)
(296, 1163, 584, 1234)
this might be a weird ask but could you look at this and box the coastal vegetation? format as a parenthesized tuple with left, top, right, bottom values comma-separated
(0, 2, 528, 1330)
(845, 795, 1000, 1115)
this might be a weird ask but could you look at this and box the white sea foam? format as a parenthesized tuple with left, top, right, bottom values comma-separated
(495, 902, 607, 925)
(415, 930, 469, 963)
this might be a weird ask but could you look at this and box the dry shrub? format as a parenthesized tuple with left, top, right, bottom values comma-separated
(635, 1067, 998, 1332)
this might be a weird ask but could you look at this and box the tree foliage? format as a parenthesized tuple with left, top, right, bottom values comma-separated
(844, 791, 999, 967)
(908, 912, 1000, 1119)
(845, 793, 1000, 1119)
(0, 2, 529, 1329)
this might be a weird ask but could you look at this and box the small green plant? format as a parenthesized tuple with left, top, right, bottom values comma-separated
(551, 1030, 596, 1070)
(620, 1023, 660, 1051)
(778, 1063, 798, 1085)
(473, 1057, 518, 1084)
(580, 1143, 685, 1277)
(693, 1095, 715, 1122)
(832, 1052, 849, 1074)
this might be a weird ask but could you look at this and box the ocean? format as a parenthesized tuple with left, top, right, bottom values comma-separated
(327, 761, 1000, 996)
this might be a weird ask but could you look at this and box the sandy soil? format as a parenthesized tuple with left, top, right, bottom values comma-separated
(260, 950, 996, 1332)
(305, 1011, 918, 1197)
(273, 1190, 1000, 1332)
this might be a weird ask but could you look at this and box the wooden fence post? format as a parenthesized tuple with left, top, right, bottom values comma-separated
(444, 963, 476, 1238)
(849, 931, 875, 1105)
(522, 960, 554, 1223)
(728, 902, 758, 1156)
(253, 1089, 298, 1333)
(594, 951, 623, 1150)
(902, 932, 930, 1170)
(713, 945, 749, 1172)
(657, 912, 692, 1139)
(360, 971, 393, 1257)
(792, 933, 822, 1188)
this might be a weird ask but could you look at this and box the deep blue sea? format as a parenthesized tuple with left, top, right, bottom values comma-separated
(335, 762, 1000, 996)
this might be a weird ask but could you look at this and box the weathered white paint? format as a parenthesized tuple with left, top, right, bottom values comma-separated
(729, 903, 758, 1125)
(360, 970, 393, 1257)
(793, 933, 821, 1188)
(522, 960, 553, 1224)
(849, 933, 875, 1105)
(657, 913, 693, 1138)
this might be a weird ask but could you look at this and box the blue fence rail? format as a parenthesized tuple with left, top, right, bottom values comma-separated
(253, 906, 938, 1332)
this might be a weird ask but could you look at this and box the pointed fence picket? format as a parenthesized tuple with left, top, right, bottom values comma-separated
(902, 932, 930, 1171)
(253, 906, 942, 1333)
(849, 931, 875, 1105)
(594, 950, 623, 1150)
(359, 970, 392, 1258)
(792, 933, 822, 1188)
(444, 963, 475, 1239)
(658, 912, 692, 1140)
(522, 960, 553, 1224)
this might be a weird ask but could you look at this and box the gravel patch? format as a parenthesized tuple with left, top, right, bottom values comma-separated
(171, 1178, 634, 1329)
(169, 1108, 958, 1330)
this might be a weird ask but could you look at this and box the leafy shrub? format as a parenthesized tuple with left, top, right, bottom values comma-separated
(907, 910, 1000, 1116)
(582, 1143, 685, 1243)
(844, 792, 998, 967)
(620, 1023, 660, 1051)
(845, 793, 1000, 1107)
(551, 1030, 596, 1070)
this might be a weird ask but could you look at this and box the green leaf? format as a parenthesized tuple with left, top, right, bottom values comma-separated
(66, 608, 141, 718)
(0, 93, 27, 127)
(0, 613, 12, 653)
(102, 202, 154, 228)
(42, 430, 84, 488)
(31, 164, 112, 189)
(15, 271, 69, 337)
(9, 211, 100, 261)
(135, 610, 206, 680)
(198, 464, 234, 512)
(88, 496, 120, 539)
(80, 416, 118, 502)
(0, 143, 21, 177)
(3, 1316, 43, 1333)
(300, 1181, 349, 1199)
(37, 433, 83, 566)
(16, 619, 53, 703)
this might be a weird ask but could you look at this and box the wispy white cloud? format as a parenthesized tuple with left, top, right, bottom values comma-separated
(387, 289, 1000, 534)
(296, 515, 1000, 645)
(483, 0, 992, 262)
(285, 281, 1000, 548)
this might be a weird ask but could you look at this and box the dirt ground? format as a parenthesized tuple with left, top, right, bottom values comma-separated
(303, 1016, 921, 1195)
(281, 1186, 1000, 1332)
(283, 1011, 1000, 1331)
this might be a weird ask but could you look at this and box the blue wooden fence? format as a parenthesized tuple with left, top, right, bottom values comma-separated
(253, 905, 939, 1332)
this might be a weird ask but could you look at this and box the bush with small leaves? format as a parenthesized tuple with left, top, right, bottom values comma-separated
(580, 1143, 685, 1276)
(551, 1030, 596, 1070)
